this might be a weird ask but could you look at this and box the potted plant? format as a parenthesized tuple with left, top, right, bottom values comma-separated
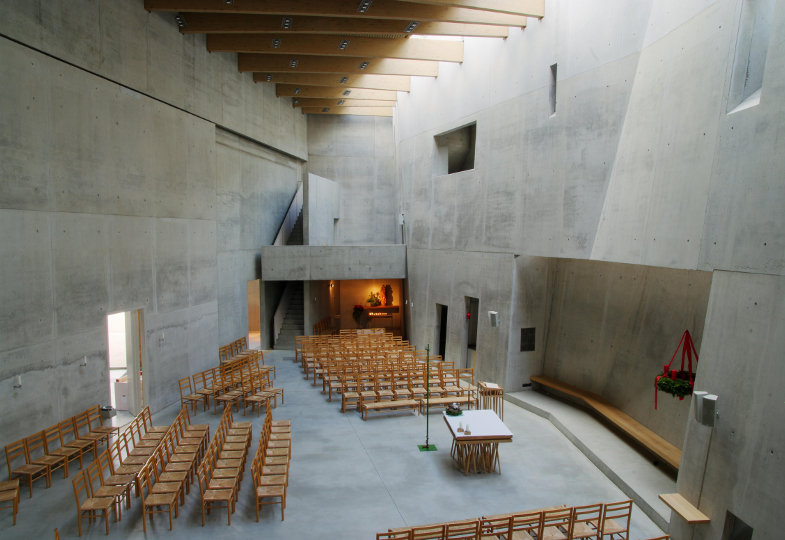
(366, 291, 382, 307)
(352, 305, 368, 328)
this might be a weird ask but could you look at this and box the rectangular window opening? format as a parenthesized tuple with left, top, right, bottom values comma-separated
(434, 122, 476, 175)
(721, 510, 753, 540)
(549, 63, 558, 116)
(727, 0, 774, 114)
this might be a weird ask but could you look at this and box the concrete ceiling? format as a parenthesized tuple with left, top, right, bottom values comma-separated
(143, 0, 545, 116)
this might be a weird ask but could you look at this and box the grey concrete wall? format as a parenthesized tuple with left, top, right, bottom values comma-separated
(395, 1, 785, 536)
(0, 2, 305, 445)
(672, 271, 785, 540)
(307, 115, 398, 245)
(544, 259, 712, 447)
(261, 245, 407, 281)
(304, 173, 340, 246)
(0, 0, 307, 160)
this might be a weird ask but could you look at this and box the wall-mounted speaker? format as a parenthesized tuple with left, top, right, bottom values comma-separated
(693, 391, 718, 427)
(488, 311, 498, 327)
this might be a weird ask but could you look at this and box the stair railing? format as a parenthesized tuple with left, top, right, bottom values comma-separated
(273, 283, 294, 347)
(273, 182, 303, 246)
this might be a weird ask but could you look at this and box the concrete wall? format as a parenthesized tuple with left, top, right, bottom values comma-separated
(307, 115, 398, 245)
(544, 259, 712, 447)
(304, 173, 340, 246)
(260, 245, 407, 281)
(394, 1, 785, 537)
(0, 1, 305, 445)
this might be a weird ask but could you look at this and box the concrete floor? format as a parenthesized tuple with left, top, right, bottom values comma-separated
(2, 350, 669, 539)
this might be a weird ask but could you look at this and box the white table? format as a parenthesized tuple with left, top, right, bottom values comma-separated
(443, 410, 512, 474)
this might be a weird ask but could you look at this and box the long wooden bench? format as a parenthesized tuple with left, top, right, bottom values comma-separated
(658, 493, 710, 524)
(361, 399, 419, 420)
(530, 375, 681, 471)
(418, 395, 476, 415)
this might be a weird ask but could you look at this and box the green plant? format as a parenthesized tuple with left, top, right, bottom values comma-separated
(366, 291, 381, 306)
(656, 376, 693, 398)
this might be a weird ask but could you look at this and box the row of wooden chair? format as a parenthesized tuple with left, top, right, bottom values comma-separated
(379, 500, 642, 540)
(219, 337, 249, 363)
(135, 407, 210, 533)
(250, 406, 291, 522)
(5, 404, 119, 499)
(179, 354, 276, 414)
(195, 405, 253, 526)
(313, 316, 336, 335)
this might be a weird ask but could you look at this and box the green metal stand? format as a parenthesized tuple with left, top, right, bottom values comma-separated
(418, 344, 437, 452)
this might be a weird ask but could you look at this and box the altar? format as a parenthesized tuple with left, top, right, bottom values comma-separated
(442, 409, 513, 475)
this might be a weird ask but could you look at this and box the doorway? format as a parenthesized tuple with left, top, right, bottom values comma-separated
(248, 279, 261, 349)
(463, 297, 479, 369)
(435, 303, 448, 359)
(106, 309, 146, 416)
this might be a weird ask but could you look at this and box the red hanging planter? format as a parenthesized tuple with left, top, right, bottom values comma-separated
(654, 330, 698, 410)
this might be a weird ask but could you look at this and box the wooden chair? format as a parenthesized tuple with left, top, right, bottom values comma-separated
(196, 463, 234, 526)
(192, 370, 214, 411)
(178, 376, 203, 414)
(569, 503, 603, 539)
(597, 500, 632, 539)
(27, 430, 67, 482)
(72, 412, 102, 459)
(542, 507, 571, 540)
(85, 405, 120, 439)
(139, 467, 178, 532)
(251, 460, 285, 521)
(5, 438, 49, 498)
(77, 409, 111, 451)
(638, 536, 669, 540)
(410, 523, 446, 540)
(72, 469, 116, 536)
(147, 454, 185, 506)
(86, 460, 126, 521)
(0, 478, 19, 526)
(95, 451, 134, 508)
(511, 509, 545, 540)
(58, 418, 95, 461)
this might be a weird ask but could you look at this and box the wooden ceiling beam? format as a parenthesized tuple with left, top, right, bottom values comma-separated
(178, 14, 509, 38)
(398, 0, 544, 18)
(253, 72, 411, 92)
(300, 106, 394, 116)
(276, 85, 397, 100)
(207, 34, 463, 62)
(238, 54, 439, 76)
(292, 98, 396, 108)
(144, 0, 528, 27)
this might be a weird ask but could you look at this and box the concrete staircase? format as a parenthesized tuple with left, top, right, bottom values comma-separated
(275, 282, 303, 350)
(287, 212, 303, 245)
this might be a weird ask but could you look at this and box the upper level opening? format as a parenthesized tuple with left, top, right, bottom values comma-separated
(434, 122, 476, 175)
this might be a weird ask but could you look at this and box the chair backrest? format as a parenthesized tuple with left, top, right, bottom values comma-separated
(411, 524, 446, 540)
(542, 507, 570, 533)
(571, 503, 603, 537)
(96, 451, 114, 480)
(85, 460, 103, 493)
(377, 532, 413, 540)
(5, 439, 29, 476)
(73, 411, 91, 437)
(42, 424, 65, 454)
(72, 469, 90, 506)
(480, 516, 513, 539)
(513, 509, 545, 538)
(178, 376, 193, 397)
(25, 431, 48, 461)
(85, 406, 102, 431)
(444, 519, 480, 539)
(601, 500, 633, 535)
(59, 418, 78, 444)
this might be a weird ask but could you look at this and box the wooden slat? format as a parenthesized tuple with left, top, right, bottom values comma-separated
(207, 34, 463, 62)
(401, 0, 545, 18)
(658, 493, 710, 524)
(178, 13, 509, 37)
(300, 106, 394, 116)
(253, 72, 411, 92)
(276, 85, 397, 100)
(238, 54, 439, 76)
(530, 375, 682, 470)
(144, 0, 529, 27)
(292, 98, 396, 108)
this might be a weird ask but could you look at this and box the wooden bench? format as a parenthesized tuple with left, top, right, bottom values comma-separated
(418, 395, 476, 415)
(361, 399, 419, 420)
(530, 375, 681, 471)
(658, 493, 710, 524)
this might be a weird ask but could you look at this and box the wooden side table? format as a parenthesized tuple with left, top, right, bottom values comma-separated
(478, 382, 504, 419)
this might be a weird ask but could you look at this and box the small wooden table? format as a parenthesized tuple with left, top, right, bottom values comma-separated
(443, 410, 512, 475)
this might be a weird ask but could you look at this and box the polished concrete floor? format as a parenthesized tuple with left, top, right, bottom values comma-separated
(2, 350, 669, 539)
